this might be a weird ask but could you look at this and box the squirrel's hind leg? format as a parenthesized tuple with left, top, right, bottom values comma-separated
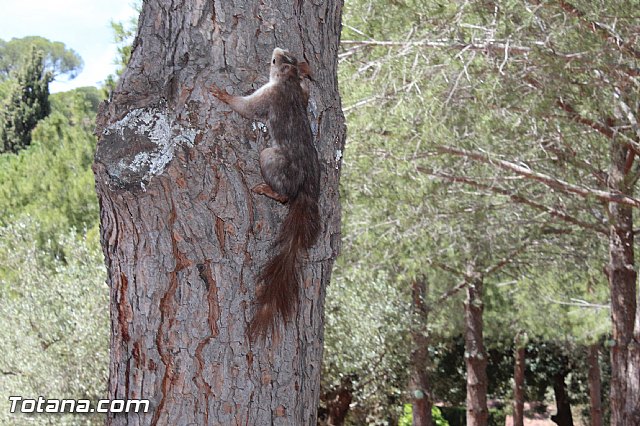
(258, 147, 302, 200)
(252, 183, 288, 203)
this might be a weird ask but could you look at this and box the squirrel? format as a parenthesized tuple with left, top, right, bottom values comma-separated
(210, 48, 320, 340)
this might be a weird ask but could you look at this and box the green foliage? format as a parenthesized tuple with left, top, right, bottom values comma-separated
(324, 267, 412, 423)
(0, 218, 108, 426)
(104, 1, 141, 93)
(0, 50, 105, 423)
(398, 404, 449, 426)
(0, 36, 83, 80)
(0, 47, 52, 153)
(0, 78, 10, 99)
(0, 87, 102, 254)
(327, 0, 631, 420)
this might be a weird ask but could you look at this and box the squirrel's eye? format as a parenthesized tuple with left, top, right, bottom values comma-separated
(272, 59, 276, 64)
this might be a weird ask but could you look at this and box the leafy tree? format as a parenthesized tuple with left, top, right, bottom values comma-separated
(0, 46, 52, 153)
(103, 1, 141, 93)
(0, 36, 83, 80)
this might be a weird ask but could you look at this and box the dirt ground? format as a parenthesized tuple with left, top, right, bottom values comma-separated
(502, 402, 587, 426)
(504, 415, 556, 426)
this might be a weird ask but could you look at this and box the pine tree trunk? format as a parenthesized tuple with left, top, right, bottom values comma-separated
(93, 1, 345, 424)
(323, 376, 353, 426)
(513, 335, 525, 426)
(410, 279, 434, 426)
(464, 265, 488, 426)
(607, 142, 638, 426)
(587, 344, 603, 426)
(625, 328, 640, 426)
(550, 371, 573, 426)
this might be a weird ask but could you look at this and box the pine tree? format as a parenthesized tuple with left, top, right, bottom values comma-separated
(0, 46, 52, 153)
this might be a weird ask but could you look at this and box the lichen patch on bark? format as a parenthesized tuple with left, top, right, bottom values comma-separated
(96, 107, 197, 189)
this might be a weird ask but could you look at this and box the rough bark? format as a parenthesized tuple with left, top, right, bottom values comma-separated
(93, 1, 345, 424)
(464, 264, 488, 426)
(410, 279, 434, 426)
(587, 344, 603, 426)
(550, 371, 573, 426)
(625, 319, 640, 425)
(513, 334, 525, 426)
(607, 142, 638, 426)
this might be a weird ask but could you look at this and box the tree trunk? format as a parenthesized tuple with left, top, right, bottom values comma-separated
(513, 334, 525, 426)
(93, 1, 345, 424)
(587, 344, 603, 426)
(625, 322, 640, 426)
(410, 279, 434, 426)
(550, 371, 573, 426)
(322, 376, 353, 426)
(464, 264, 488, 426)
(607, 142, 638, 426)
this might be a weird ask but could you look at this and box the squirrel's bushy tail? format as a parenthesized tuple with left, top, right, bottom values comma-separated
(249, 191, 320, 340)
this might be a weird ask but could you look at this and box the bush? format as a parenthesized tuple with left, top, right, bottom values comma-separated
(399, 403, 450, 426)
(0, 218, 108, 425)
(439, 406, 507, 426)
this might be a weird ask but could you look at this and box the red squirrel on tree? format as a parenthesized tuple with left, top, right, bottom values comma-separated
(210, 48, 320, 340)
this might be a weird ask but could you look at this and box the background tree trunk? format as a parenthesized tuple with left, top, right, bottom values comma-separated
(513, 334, 525, 426)
(464, 264, 488, 426)
(550, 371, 573, 426)
(322, 376, 353, 426)
(93, 1, 345, 424)
(607, 142, 638, 426)
(587, 344, 603, 426)
(410, 279, 434, 426)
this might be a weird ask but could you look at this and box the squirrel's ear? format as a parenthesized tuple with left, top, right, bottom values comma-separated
(280, 63, 295, 75)
(298, 62, 313, 81)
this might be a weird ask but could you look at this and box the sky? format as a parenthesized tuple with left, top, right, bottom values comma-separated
(0, 0, 139, 93)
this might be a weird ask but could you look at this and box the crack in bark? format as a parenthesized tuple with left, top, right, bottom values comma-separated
(118, 273, 131, 344)
(194, 260, 221, 426)
(194, 339, 212, 425)
(152, 189, 181, 425)
(215, 216, 226, 250)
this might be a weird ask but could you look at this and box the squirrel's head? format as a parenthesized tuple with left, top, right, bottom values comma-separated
(270, 48, 299, 82)
(269, 47, 312, 83)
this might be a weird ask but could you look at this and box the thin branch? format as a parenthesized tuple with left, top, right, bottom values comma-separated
(556, 98, 640, 155)
(438, 279, 467, 302)
(340, 39, 535, 55)
(433, 261, 464, 277)
(526, 74, 640, 153)
(484, 240, 531, 276)
(544, 296, 610, 309)
(553, 0, 640, 60)
(420, 169, 607, 234)
(556, 99, 615, 139)
(435, 146, 640, 208)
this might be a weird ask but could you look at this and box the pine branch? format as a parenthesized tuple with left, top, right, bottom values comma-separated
(420, 169, 607, 234)
(484, 241, 531, 277)
(435, 146, 640, 208)
(552, 0, 640, 60)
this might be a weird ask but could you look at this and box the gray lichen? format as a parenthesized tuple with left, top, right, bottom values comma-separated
(97, 107, 198, 189)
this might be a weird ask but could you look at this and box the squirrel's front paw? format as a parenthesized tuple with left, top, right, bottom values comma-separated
(210, 84, 230, 102)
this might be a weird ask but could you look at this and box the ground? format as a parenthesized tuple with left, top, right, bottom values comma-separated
(504, 402, 587, 426)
